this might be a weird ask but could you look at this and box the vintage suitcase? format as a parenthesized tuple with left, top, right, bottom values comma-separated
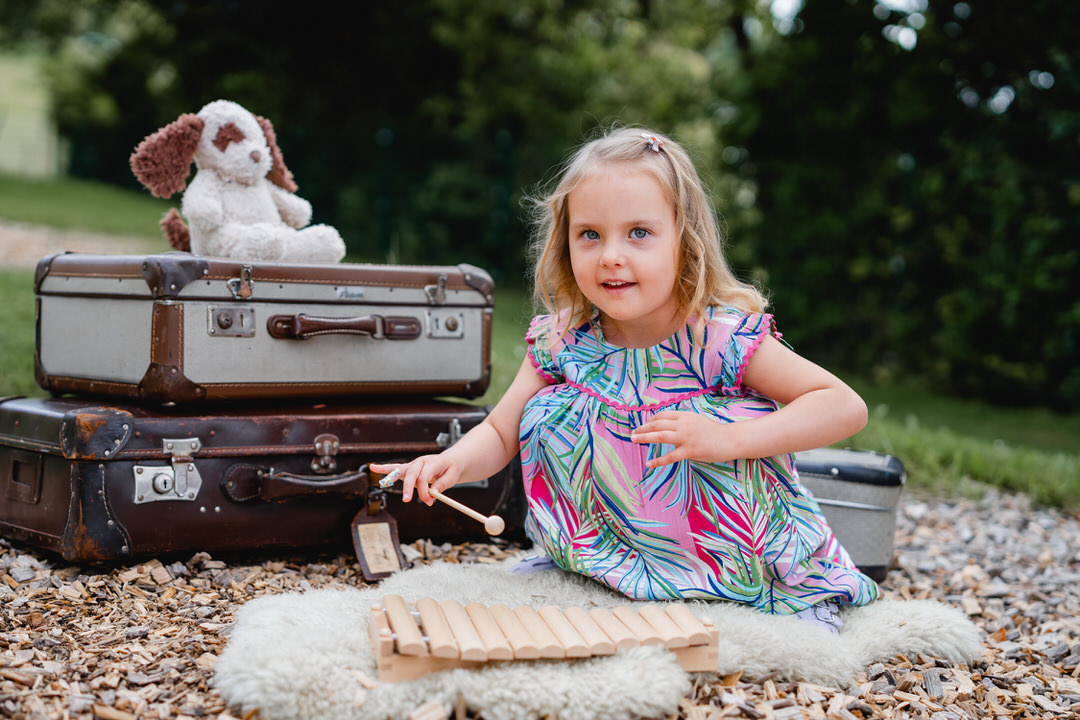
(795, 447, 906, 582)
(34, 252, 493, 403)
(0, 396, 526, 563)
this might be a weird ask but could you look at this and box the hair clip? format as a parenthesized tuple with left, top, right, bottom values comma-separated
(641, 134, 664, 152)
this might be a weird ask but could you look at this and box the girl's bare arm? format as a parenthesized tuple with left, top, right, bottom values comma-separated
(370, 356, 548, 504)
(631, 335, 867, 466)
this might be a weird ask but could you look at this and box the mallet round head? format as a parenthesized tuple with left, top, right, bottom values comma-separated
(484, 514, 505, 536)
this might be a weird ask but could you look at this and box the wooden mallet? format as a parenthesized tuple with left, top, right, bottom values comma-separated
(379, 468, 505, 536)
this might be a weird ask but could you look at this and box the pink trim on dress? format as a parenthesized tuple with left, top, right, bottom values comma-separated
(526, 346, 563, 385)
(732, 314, 776, 392)
(562, 378, 721, 413)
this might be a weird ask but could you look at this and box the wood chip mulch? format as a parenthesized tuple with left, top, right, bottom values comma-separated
(2, 488, 1078, 720)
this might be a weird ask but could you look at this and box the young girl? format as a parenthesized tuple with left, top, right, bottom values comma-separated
(371, 127, 878, 629)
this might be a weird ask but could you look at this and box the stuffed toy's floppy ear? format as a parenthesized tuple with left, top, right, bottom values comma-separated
(255, 114, 299, 192)
(130, 113, 204, 198)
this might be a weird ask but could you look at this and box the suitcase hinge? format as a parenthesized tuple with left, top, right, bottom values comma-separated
(227, 265, 254, 300)
(311, 433, 340, 474)
(132, 437, 204, 504)
(424, 274, 447, 305)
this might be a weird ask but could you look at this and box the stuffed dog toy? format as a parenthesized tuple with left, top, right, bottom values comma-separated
(130, 99, 346, 263)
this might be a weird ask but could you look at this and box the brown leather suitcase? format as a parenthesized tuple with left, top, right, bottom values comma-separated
(34, 252, 493, 403)
(0, 396, 525, 563)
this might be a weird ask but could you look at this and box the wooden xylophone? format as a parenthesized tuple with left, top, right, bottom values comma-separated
(369, 594, 719, 681)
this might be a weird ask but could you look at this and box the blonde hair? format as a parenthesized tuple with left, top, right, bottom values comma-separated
(528, 126, 767, 343)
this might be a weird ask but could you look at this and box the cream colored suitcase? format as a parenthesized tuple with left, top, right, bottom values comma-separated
(34, 252, 493, 403)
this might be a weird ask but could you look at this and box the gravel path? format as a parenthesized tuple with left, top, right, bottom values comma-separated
(2, 487, 1078, 719)
(0, 220, 160, 268)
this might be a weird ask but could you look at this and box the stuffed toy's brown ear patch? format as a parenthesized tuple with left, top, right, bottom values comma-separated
(130, 113, 204, 199)
(212, 122, 246, 152)
(256, 114, 298, 192)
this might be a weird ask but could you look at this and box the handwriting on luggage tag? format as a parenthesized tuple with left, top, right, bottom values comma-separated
(351, 509, 407, 581)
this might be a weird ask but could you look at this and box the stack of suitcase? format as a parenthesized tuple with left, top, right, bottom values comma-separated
(0, 252, 527, 571)
(1, 251, 904, 581)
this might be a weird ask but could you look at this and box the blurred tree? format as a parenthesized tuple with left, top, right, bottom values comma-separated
(2, 0, 1076, 408)
(0, 0, 752, 284)
(728, 0, 1080, 409)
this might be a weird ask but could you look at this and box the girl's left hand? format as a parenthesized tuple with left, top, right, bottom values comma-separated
(630, 411, 738, 468)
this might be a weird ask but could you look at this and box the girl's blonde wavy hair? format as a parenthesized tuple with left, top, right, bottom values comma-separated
(528, 126, 767, 345)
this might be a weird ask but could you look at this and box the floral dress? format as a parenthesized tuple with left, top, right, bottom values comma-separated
(519, 306, 879, 614)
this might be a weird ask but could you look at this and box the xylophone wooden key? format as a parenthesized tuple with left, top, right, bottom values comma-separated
(465, 603, 514, 661)
(415, 597, 458, 659)
(538, 605, 590, 658)
(382, 594, 427, 656)
(512, 605, 566, 658)
(612, 605, 664, 646)
(488, 603, 541, 660)
(638, 603, 690, 649)
(663, 603, 712, 646)
(587, 607, 640, 651)
(439, 599, 487, 661)
(563, 607, 615, 655)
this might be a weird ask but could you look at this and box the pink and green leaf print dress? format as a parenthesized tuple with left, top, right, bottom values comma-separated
(519, 306, 879, 614)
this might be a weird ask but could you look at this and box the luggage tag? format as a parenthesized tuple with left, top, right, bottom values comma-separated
(351, 487, 407, 581)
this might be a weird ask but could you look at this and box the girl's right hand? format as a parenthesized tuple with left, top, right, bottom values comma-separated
(369, 356, 549, 507)
(369, 456, 463, 506)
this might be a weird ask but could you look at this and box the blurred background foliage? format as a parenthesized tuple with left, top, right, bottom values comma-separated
(1, 0, 1077, 411)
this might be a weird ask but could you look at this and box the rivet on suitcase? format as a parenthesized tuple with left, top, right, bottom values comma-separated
(0, 396, 526, 563)
(33, 252, 494, 404)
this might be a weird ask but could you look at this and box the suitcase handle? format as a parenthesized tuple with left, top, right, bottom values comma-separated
(223, 464, 369, 502)
(266, 313, 422, 340)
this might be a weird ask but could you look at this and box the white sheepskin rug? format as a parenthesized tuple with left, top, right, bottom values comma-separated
(214, 560, 984, 720)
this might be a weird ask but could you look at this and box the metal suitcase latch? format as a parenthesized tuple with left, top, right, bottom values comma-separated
(132, 437, 204, 504)
(227, 265, 254, 300)
(312, 433, 340, 473)
(424, 274, 448, 305)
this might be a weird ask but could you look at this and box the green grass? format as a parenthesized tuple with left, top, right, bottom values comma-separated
(849, 377, 1080, 456)
(0, 174, 172, 240)
(1, 174, 1077, 508)
(844, 408, 1078, 508)
(0, 268, 39, 398)
(471, 288, 534, 408)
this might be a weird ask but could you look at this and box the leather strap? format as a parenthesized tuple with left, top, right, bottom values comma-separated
(222, 463, 369, 503)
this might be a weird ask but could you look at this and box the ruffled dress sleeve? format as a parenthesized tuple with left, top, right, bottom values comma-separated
(525, 314, 564, 384)
(712, 309, 780, 394)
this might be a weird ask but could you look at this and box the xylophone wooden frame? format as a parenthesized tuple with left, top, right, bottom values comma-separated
(369, 594, 720, 682)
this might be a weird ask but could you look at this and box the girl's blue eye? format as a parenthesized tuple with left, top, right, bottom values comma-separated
(630, 227, 649, 239)
(582, 229, 600, 240)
